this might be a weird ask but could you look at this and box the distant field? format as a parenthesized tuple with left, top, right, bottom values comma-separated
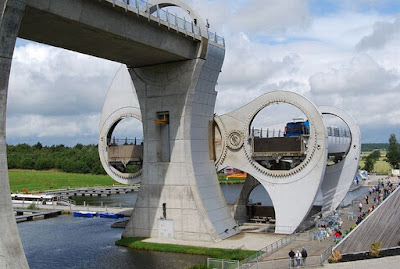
(8, 170, 115, 193)
(360, 150, 392, 175)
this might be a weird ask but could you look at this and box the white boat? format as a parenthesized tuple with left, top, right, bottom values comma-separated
(11, 193, 75, 206)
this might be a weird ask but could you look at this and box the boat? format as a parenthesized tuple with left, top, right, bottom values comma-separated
(73, 211, 98, 218)
(11, 193, 75, 206)
(99, 212, 124, 219)
(11, 193, 58, 205)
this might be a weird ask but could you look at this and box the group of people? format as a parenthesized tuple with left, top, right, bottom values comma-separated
(356, 178, 398, 225)
(288, 247, 307, 268)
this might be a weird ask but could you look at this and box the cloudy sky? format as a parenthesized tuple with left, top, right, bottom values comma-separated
(6, 0, 400, 146)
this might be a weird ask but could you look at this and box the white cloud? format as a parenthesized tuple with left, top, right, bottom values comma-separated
(8, 43, 119, 116)
(309, 53, 399, 95)
(356, 16, 400, 51)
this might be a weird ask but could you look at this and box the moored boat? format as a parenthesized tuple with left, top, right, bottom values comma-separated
(73, 211, 98, 218)
(99, 212, 124, 219)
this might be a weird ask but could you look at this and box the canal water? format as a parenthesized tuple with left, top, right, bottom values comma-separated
(18, 184, 368, 268)
(18, 216, 206, 269)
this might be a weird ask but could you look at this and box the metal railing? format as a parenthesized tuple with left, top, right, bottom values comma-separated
(240, 234, 296, 266)
(320, 245, 333, 264)
(251, 128, 285, 138)
(207, 258, 239, 269)
(111, 0, 225, 46)
(108, 137, 143, 146)
(242, 253, 332, 269)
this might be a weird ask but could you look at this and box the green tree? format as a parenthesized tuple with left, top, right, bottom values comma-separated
(363, 150, 381, 172)
(363, 157, 375, 172)
(386, 134, 400, 169)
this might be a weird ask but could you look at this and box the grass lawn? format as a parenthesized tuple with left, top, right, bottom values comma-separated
(116, 237, 255, 268)
(8, 170, 115, 193)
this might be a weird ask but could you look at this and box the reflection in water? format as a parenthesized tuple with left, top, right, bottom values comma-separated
(18, 216, 206, 269)
(71, 193, 138, 207)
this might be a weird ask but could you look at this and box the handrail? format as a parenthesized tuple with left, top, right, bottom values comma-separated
(108, 0, 225, 46)
(240, 234, 297, 265)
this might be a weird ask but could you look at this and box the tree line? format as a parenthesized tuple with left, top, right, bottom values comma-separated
(6, 139, 400, 175)
(7, 142, 106, 175)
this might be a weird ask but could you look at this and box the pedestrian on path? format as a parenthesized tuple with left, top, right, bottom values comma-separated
(295, 251, 302, 267)
(288, 249, 295, 268)
(301, 247, 308, 266)
(365, 195, 369, 204)
(358, 202, 363, 212)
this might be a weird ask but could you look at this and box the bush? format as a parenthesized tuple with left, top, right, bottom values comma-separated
(27, 204, 38, 210)
(328, 250, 342, 263)
(369, 241, 382, 257)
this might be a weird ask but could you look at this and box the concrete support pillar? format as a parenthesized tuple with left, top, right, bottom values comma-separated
(122, 43, 239, 242)
(0, 0, 29, 268)
(231, 175, 260, 223)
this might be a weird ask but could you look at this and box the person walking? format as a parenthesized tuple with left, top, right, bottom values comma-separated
(295, 251, 302, 267)
(365, 195, 369, 204)
(288, 249, 295, 268)
(358, 202, 363, 212)
(301, 247, 308, 266)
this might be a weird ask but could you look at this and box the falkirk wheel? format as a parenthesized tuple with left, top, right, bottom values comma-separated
(100, 66, 360, 236)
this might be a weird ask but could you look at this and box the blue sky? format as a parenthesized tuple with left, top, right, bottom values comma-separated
(6, 0, 400, 146)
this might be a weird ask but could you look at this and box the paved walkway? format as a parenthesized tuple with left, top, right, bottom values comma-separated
(144, 232, 285, 251)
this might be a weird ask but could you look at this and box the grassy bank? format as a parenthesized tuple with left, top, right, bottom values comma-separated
(217, 173, 245, 184)
(116, 237, 255, 268)
(8, 169, 115, 193)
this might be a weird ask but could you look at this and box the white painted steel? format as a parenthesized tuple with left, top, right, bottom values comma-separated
(99, 65, 142, 184)
(216, 91, 328, 234)
(320, 106, 361, 213)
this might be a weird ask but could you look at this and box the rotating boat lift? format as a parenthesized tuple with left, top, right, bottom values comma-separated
(99, 67, 360, 236)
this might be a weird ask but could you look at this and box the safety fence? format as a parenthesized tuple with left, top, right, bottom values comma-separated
(207, 228, 327, 269)
(239, 234, 296, 266)
(110, 0, 225, 46)
(207, 258, 239, 269)
(209, 248, 334, 269)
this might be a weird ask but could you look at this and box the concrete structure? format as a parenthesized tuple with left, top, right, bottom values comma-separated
(214, 91, 328, 234)
(0, 1, 30, 268)
(121, 43, 240, 241)
(0, 0, 230, 266)
(319, 106, 361, 213)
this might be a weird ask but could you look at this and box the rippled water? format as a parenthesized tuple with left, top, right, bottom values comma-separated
(18, 216, 206, 269)
(71, 192, 137, 207)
